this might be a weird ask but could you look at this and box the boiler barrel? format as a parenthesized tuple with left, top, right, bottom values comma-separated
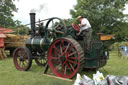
(26, 38, 49, 51)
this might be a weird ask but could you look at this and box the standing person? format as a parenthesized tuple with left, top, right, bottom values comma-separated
(124, 44, 128, 56)
(77, 16, 92, 53)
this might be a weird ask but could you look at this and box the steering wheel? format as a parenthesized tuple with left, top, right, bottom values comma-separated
(72, 23, 80, 33)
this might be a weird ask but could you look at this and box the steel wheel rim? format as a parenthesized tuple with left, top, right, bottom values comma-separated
(13, 48, 30, 71)
(48, 38, 80, 78)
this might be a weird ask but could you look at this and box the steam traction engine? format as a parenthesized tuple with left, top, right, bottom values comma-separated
(13, 13, 113, 78)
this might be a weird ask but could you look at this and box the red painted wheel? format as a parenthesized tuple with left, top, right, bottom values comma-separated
(13, 47, 32, 71)
(48, 38, 85, 78)
(72, 23, 80, 33)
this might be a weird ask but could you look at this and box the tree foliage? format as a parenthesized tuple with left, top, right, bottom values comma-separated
(0, 0, 18, 27)
(0, 0, 29, 35)
(70, 0, 128, 41)
(63, 19, 73, 26)
(8, 25, 30, 35)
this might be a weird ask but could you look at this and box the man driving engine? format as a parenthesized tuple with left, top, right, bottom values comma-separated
(77, 16, 92, 53)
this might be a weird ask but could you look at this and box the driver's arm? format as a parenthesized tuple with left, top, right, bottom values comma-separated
(79, 19, 86, 27)
(79, 24, 86, 27)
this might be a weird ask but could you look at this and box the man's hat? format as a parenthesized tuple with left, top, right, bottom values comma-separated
(77, 16, 82, 19)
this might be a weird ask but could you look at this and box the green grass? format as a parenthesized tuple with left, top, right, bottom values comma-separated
(0, 58, 73, 85)
(100, 51, 128, 76)
(0, 51, 128, 85)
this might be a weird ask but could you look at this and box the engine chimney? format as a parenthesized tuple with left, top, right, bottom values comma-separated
(30, 13, 36, 36)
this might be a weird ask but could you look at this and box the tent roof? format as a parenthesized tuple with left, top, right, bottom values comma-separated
(0, 27, 13, 33)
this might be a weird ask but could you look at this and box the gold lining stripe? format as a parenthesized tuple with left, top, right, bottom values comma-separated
(31, 38, 34, 49)
(40, 38, 43, 50)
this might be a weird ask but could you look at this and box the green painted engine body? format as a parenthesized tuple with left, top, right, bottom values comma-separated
(84, 41, 107, 69)
(26, 37, 50, 52)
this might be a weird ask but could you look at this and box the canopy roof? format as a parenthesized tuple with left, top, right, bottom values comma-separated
(0, 27, 13, 38)
(0, 27, 13, 34)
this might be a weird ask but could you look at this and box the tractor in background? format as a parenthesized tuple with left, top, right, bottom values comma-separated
(13, 13, 113, 78)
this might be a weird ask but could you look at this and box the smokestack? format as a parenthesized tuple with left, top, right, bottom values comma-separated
(30, 13, 36, 35)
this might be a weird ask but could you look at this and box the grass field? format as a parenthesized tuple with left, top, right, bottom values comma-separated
(0, 51, 128, 85)
(0, 58, 73, 85)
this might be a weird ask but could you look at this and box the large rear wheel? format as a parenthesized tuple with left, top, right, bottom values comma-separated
(48, 37, 85, 78)
(13, 47, 32, 71)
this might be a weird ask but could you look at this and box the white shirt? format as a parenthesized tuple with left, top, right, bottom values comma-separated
(80, 18, 91, 32)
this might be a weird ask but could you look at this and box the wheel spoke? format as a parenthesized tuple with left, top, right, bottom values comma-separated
(35, 56, 47, 66)
(18, 58, 22, 66)
(54, 45, 61, 53)
(66, 63, 72, 73)
(53, 60, 61, 66)
(53, 46, 62, 56)
(61, 40, 66, 51)
(69, 63, 75, 72)
(68, 51, 77, 57)
(64, 65, 67, 75)
(55, 63, 61, 70)
(54, 50, 61, 57)
(62, 61, 67, 75)
(64, 43, 70, 53)
(68, 45, 73, 53)
(60, 64, 64, 75)
(67, 59, 78, 64)
(21, 62, 24, 68)
(24, 60, 28, 64)
(51, 56, 60, 60)
(40, 59, 42, 64)
(68, 56, 78, 60)
(22, 61, 26, 67)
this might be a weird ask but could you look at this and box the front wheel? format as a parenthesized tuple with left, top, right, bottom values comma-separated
(13, 47, 32, 71)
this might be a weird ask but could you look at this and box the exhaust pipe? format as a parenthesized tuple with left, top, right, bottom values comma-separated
(30, 13, 36, 36)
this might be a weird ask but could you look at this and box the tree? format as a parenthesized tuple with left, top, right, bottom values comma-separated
(16, 25, 30, 35)
(63, 19, 73, 26)
(114, 22, 128, 41)
(0, 0, 17, 27)
(70, 0, 128, 41)
(8, 25, 30, 35)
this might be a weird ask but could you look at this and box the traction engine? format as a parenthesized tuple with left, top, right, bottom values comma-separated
(13, 13, 113, 78)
